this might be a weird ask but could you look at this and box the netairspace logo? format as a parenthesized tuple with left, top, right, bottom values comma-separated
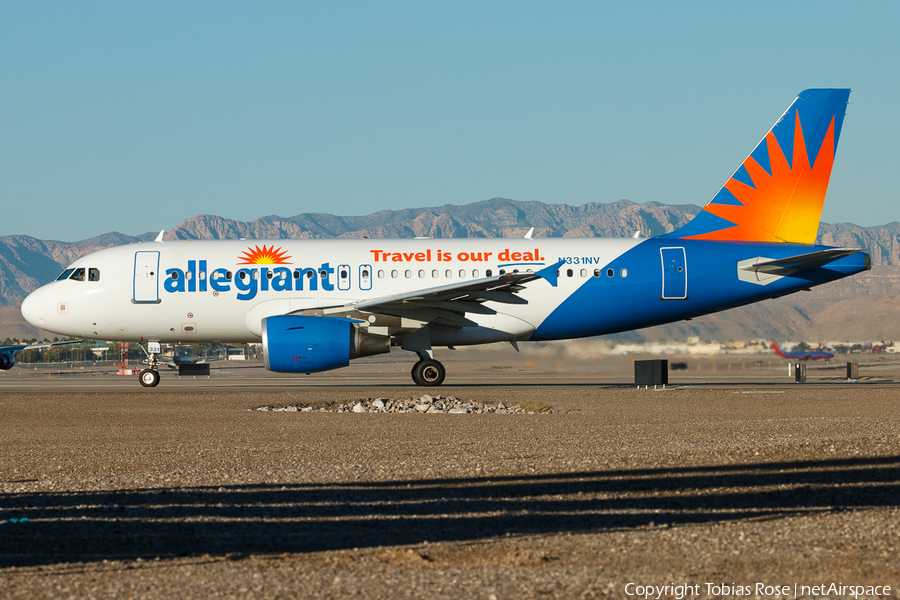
(624, 582, 892, 599)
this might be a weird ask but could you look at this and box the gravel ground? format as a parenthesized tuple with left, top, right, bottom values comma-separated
(1, 381, 899, 599)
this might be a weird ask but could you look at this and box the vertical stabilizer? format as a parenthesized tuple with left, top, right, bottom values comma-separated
(667, 89, 850, 244)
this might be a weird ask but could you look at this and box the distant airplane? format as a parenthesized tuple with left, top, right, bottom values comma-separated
(771, 340, 834, 361)
(21, 89, 870, 387)
(160, 352, 206, 370)
(0, 340, 83, 371)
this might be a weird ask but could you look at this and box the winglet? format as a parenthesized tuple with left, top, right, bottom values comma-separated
(535, 260, 565, 287)
(154, 230, 165, 242)
(524, 227, 534, 240)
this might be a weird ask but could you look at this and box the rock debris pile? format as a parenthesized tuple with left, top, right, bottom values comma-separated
(255, 394, 549, 414)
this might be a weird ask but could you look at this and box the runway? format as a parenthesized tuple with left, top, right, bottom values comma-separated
(2, 359, 899, 598)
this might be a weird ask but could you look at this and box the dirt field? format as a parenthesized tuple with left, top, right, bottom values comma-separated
(1, 357, 899, 599)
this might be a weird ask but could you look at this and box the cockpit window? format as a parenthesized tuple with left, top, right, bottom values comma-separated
(56, 269, 75, 281)
(88, 268, 100, 282)
(70, 268, 86, 281)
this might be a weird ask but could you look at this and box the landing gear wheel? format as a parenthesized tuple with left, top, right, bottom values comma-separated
(411, 359, 445, 386)
(139, 368, 160, 388)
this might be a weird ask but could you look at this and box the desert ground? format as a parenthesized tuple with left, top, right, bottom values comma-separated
(2, 348, 899, 599)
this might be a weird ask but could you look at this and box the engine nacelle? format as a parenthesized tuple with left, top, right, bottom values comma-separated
(262, 315, 390, 373)
(0, 352, 15, 370)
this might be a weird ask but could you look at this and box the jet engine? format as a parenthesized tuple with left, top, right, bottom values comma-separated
(0, 351, 15, 370)
(262, 315, 390, 373)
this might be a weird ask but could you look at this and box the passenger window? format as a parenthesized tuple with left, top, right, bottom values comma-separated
(377, 270, 384, 278)
(432, 269, 438, 278)
(293, 270, 300, 279)
(226, 271, 232, 280)
(472, 269, 479, 277)
(319, 270, 327, 280)
(57, 269, 75, 281)
(306, 270, 314, 279)
(445, 270, 452, 278)
(362, 269, 370, 278)
(459, 269, 465, 278)
(418, 270, 425, 278)
(594, 269, 601, 278)
(486, 269, 492, 277)
(607, 268, 614, 278)
(405, 270, 412, 278)
(580, 269, 586, 277)
(171, 271, 179, 280)
(70, 268, 86, 281)
(391, 270, 398, 279)
(89, 268, 100, 282)
(566, 269, 573, 277)
(620, 268, 628, 278)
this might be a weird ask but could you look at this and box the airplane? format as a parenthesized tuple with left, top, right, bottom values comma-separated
(0, 339, 83, 371)
(158, 351, 206, 370)
(20, 88, 870, 388)
(771, 340, 834, 361)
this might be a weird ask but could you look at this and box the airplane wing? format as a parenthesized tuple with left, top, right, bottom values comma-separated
(1, 339, 82, 354)
(749, 248, 864, 275)
(1, 339, 81, 369)
(306, 261, 563, 328)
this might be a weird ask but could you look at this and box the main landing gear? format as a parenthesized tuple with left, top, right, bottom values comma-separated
(139, 342, 161, 388)
(402, 327, 446, 386)
(411, 359, 446, 386)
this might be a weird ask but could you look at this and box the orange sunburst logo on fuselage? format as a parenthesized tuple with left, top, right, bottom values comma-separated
(237, 244, 293, 265)
(687, 112, 836, 245)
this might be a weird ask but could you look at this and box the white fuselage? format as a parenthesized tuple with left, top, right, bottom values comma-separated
(21, 237, 641, 345)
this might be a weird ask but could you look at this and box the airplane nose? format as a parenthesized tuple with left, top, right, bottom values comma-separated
(21, 287, 46, 329)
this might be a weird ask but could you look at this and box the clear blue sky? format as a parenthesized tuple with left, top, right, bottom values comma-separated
(2, 1, 897, 241)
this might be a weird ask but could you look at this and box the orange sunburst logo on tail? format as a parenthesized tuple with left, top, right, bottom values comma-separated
(237, 244, 293, 265)
(688, 112, 836, 245)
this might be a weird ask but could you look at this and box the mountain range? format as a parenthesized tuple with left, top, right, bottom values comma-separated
(2, 198, 899, 343)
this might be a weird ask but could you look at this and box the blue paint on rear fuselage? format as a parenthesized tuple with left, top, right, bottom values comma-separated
(532, 239, 868, 341)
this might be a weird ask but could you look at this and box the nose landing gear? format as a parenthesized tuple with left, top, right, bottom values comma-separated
(139, 368, 160, 387)
(139, 342, 161, 388)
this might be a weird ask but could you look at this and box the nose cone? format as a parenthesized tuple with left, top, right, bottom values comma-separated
(21, 286, 47, 329)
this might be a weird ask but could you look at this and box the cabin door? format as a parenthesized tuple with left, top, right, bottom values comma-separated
(133, 251, 161, 303)
(660, 247, 687, 300)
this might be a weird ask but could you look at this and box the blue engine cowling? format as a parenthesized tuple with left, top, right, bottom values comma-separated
(262, 315, 390, 373)
(0, 351, 14, 370)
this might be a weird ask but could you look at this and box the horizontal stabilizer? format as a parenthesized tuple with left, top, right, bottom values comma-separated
(748, 248, 863, 275)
